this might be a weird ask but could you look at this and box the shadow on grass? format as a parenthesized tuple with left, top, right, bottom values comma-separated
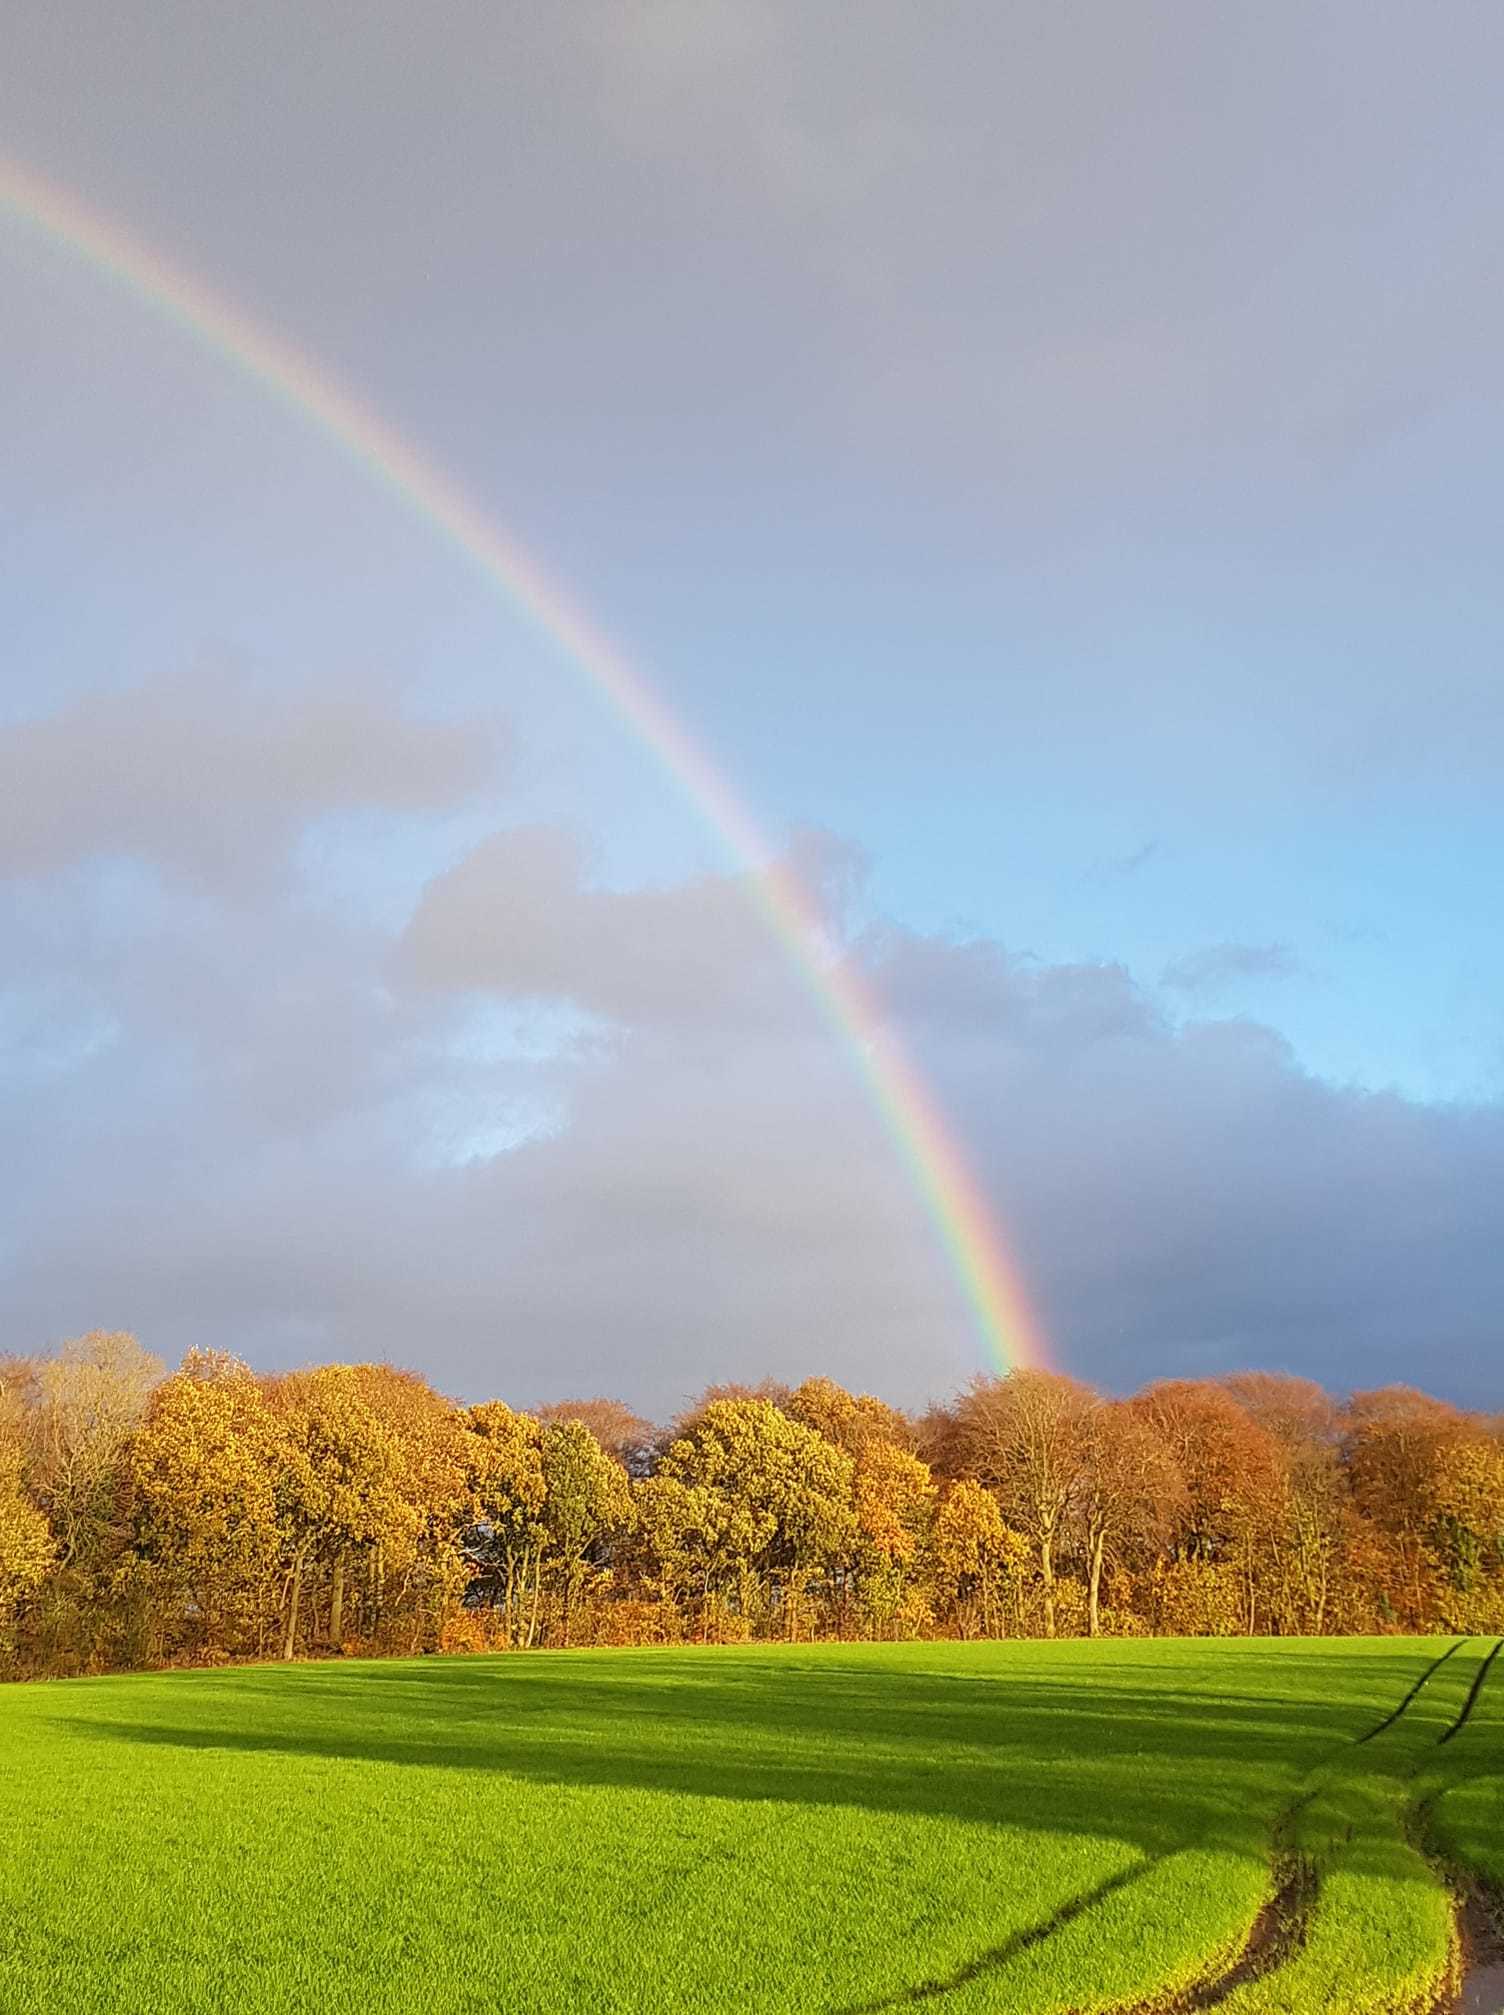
(39, 1645, 1499, 2015)
(835, 1860, 1157, 2012)
(47, 1645, 1468, 1873)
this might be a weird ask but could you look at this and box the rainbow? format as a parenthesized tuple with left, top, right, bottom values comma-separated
(0, 155, 1048, 1375)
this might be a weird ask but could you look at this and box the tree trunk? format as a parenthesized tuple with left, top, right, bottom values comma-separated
(1088, 1531, 1104, 1638)
(282, 1551, 303, 1662)
(329, 1551, 346, 1650)
(525, 1553, 542, 1649)
(1041, 1531, 1056, 1639)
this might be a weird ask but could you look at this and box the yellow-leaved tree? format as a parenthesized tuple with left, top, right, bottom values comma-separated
(128, 1351, 284, 1661)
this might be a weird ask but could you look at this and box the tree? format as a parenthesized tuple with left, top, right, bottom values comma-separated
(128, 1353, 283, 1660)
(1422, 1432, 1504, 1617)
(953, 1372, 1095, 1637)
(538, 1420, 634, 1643)
(1129, 1381, 1283, 1632)
(1074, 1402, 1184, 1637)
(638, 1399, 855, 1636)
(851, 1440, 935, 1637)
(931, 1479, 1030, 1638)
(23, 1332, 163, 1572)
(462, 1402, 547, 1646)
(268, 1365, 450, 1659)
(785, 1377, 914, 1458)
(18, 1331, 163, 1669)
(0, 1445, 52, 1659)
(535, 1398, 655, 1476)
(1223, 1374, 1344, 1634)
(1344, 1387, 1467, 1629)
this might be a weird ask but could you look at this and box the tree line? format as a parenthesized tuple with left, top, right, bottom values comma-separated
(1, 1333, 1501, 1677)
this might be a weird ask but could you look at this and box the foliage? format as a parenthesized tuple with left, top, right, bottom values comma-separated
(3, 1339, 1502, 1675)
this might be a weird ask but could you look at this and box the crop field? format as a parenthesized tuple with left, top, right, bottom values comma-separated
(1, 1637, 1500, 2014)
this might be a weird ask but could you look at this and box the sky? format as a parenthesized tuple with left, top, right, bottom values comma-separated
(2, 2, 1502, 1414)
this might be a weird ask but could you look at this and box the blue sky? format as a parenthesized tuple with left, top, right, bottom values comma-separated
(2, 3, 1501, 1409)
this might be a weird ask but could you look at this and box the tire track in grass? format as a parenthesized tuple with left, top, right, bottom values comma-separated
(838, 1646, 1480, 2015)
(1419, 1640, 1504, 2013)
(1093, 1647, 1478, 2014)
(1356, 1638, 1466, 1745)
(1439, 1639, 1503, 1747)
(1451, 1891, 1504, 2015)
(1197, 1641, 1491, 2015)
(1175, 1802, 1318, 2010)
(1109, 1650, 1476, 2012)
(1414, 1791, 1504, 2015)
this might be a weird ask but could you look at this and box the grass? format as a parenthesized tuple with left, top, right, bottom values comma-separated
(0, 1635, 1498, 2013)
(1426, 1639, 1504, 1942)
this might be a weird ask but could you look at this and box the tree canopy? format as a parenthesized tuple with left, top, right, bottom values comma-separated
(1, 1339, 1500, 1677)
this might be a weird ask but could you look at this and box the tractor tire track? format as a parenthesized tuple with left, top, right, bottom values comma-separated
(1103, 1797, 1319, 2015)
(1439, 1638, 1503, 1747)
(1449, 1886, 1504, 2014)
(1179, 1840, 1316, 2008)
(1105, 1650, 1467, 2012)
(1356, 1638, 1466, 1744)
(839, 1649, 1477, 2015)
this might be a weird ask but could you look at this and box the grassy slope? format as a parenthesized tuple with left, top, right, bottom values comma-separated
(1216, 1637, 1494, 2015)
(1427, 1641, 1504, 1901)
(0, 1637, 1480, 2014)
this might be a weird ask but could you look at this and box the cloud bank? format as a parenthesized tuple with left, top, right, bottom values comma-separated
(1, 669, 1499, 1415)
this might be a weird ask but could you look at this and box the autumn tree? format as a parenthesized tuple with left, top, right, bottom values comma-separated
(1222, 1374, 1345, 1634)
(850, 1439, 935, 1637)
(538, 1419, 634, 1643)
(785, 1377, 914, 1458)
(637, 1399, 854, 1637)
(23, 1332, 162, 1567)
(1343, 1387, 1468, 1629)
(535, 1398, 655, 1476)
(1074, 1401, 1184, 1636)
(0, 1409, 52, 1662)
(19, 1331, 163, 1669)
(931, 1479, 1030, 1638)
(462, 1402, 548, 1645)
(1429, 1433, 1504, 1616)
(1129, 1380, 1284, 1632)
(268, 1364, 459, 1658)
(953, 1371, 1095, 1638)
(128, 1352, 284, 1660)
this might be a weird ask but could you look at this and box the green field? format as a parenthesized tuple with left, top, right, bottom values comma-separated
(1, 1637, 1500, 2013)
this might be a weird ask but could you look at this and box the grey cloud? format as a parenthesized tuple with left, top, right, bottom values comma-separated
(6, 801, 1501, 1413)
(5, 0, 1504, 821)
(2, 5, 1502, 1409)
(397, 823, 859, 1033)
(869, 940, 1504, 1403)
(12, 2, 1504, 525)
(1161, 942, 1305, 995)
(0, 668, 499, 887)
